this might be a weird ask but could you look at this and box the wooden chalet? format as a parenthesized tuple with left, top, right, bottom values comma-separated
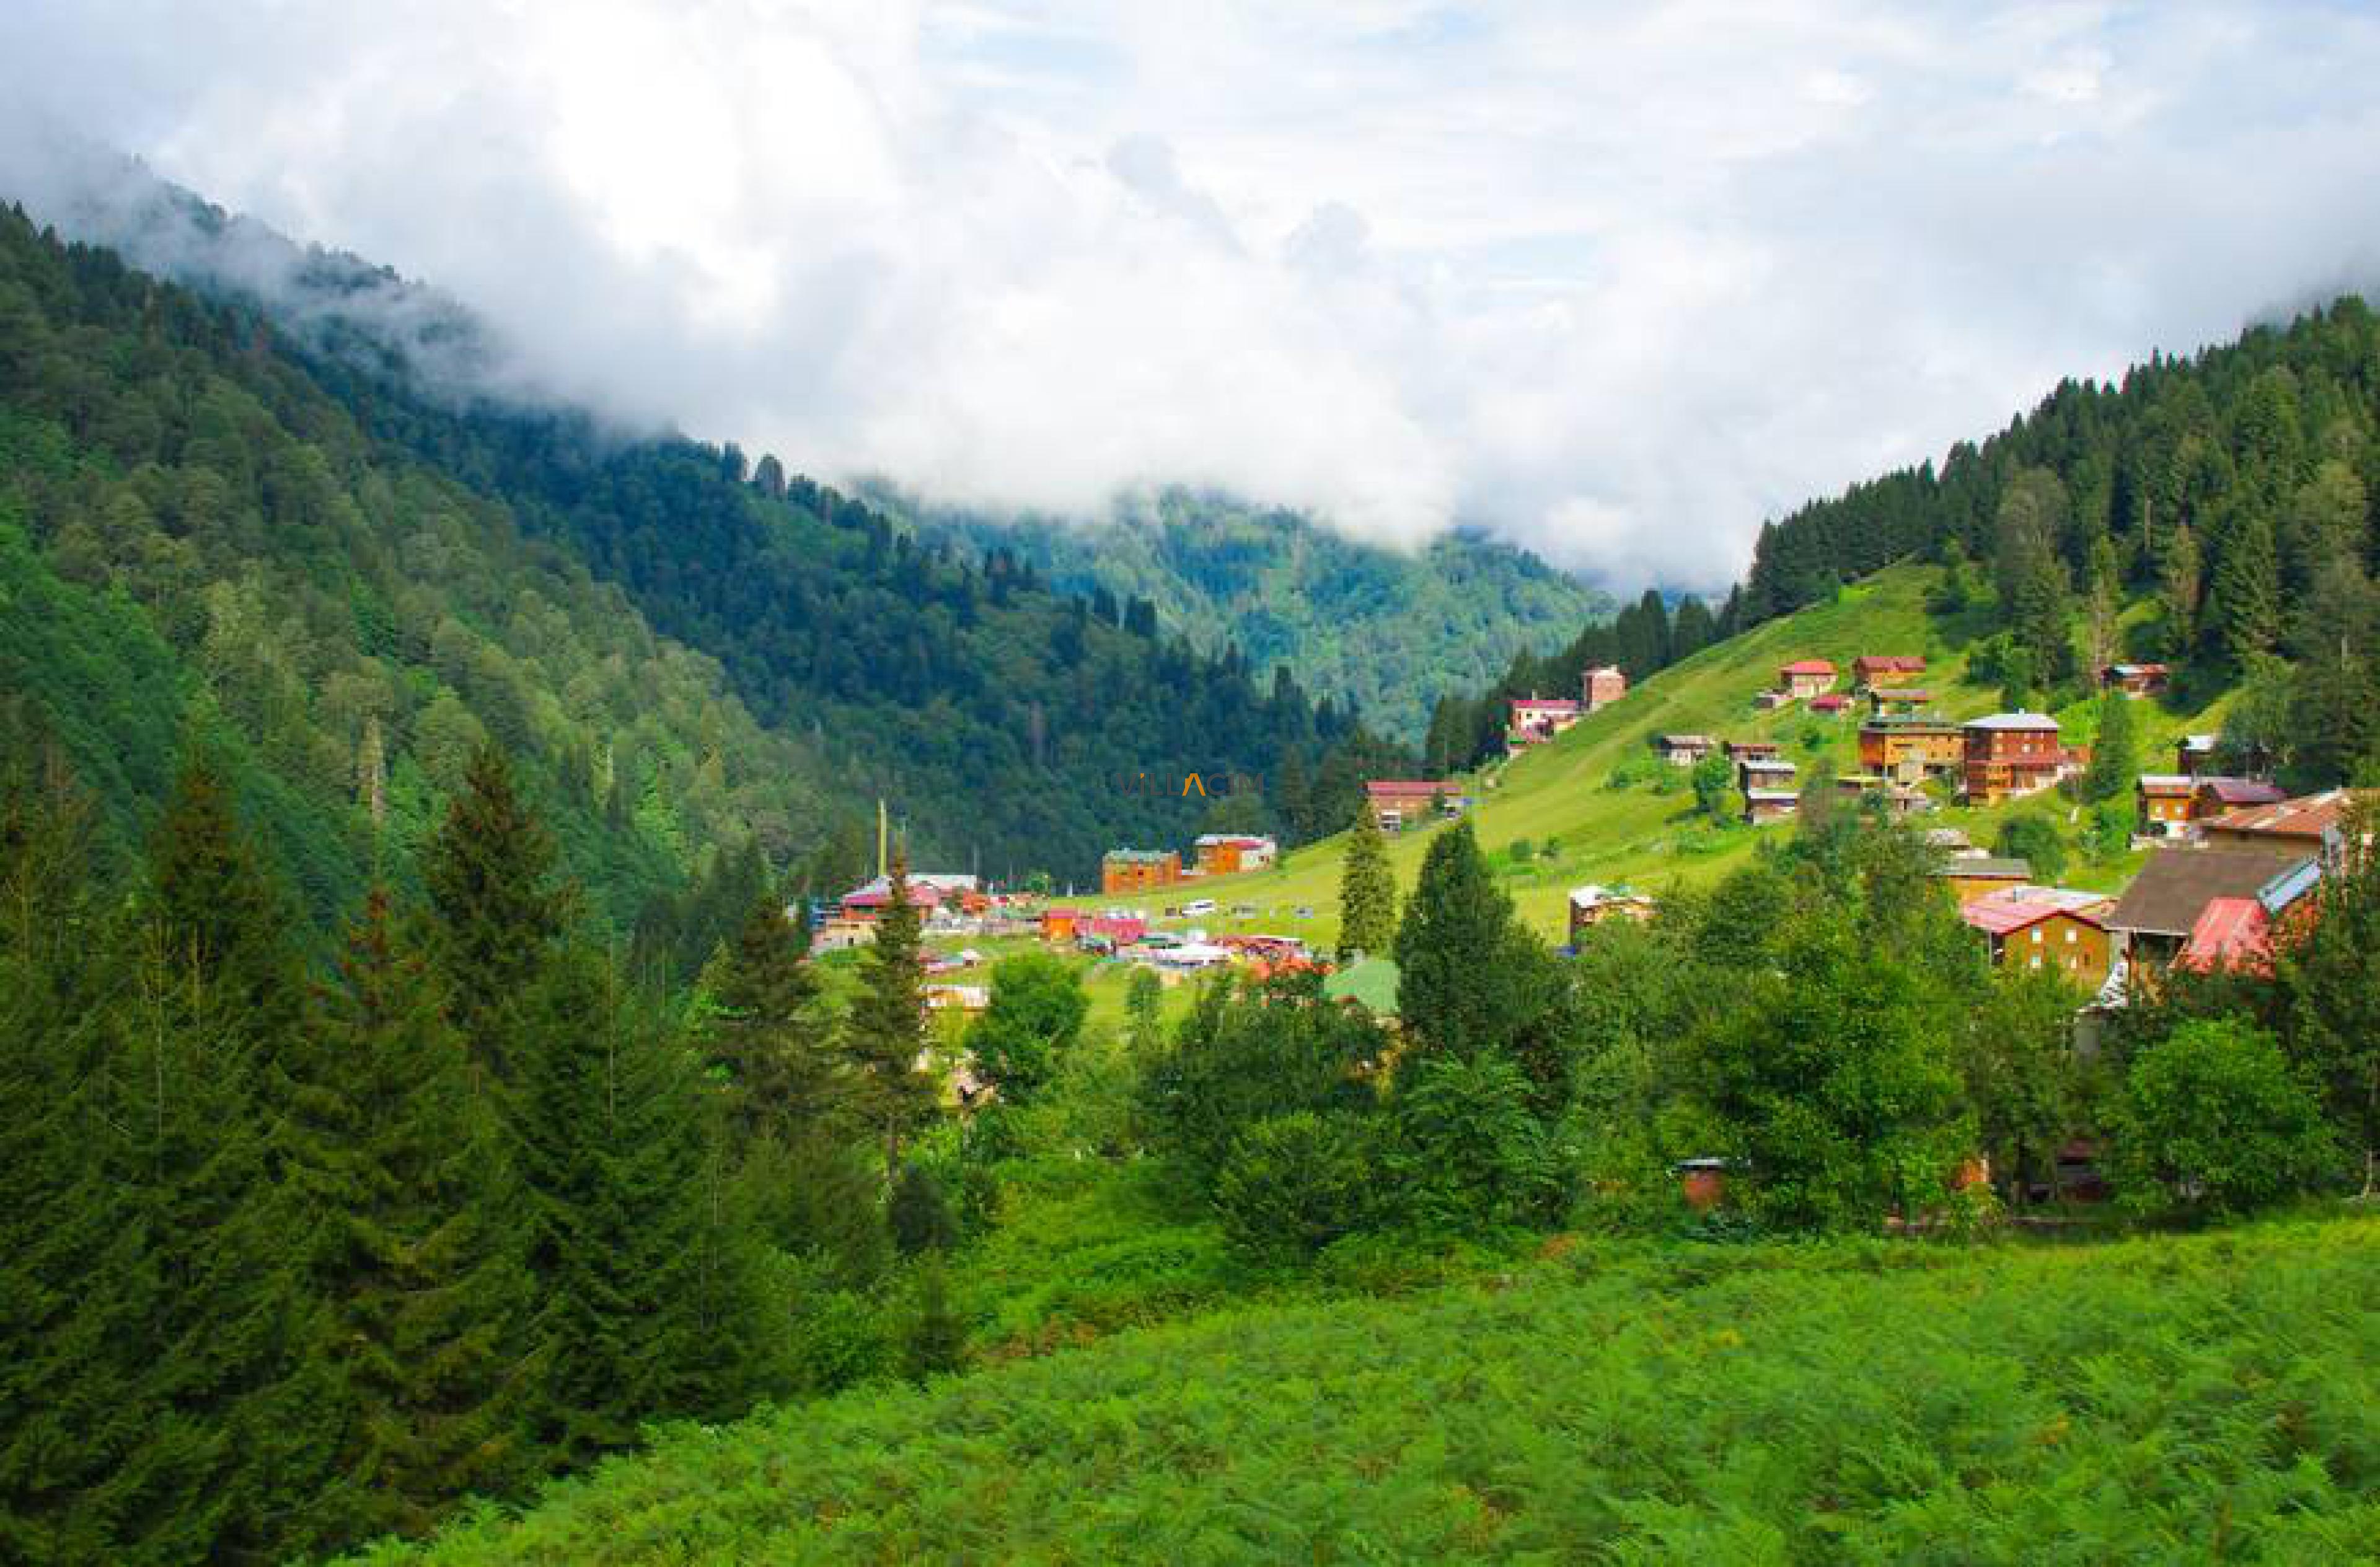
(1582, 665, 1628, 711)
(1101, 849, 1182, 895)
(1960, 887, 2118, 989)
(1736, 757, 1798, 792)
(1652, 733, 1717, 767)
(2135, 774, 2197, 838)
(1866, 685, 1931, 717)
(1194, 834, 1277, 876)
(1962, 712, 2063, 805)
(1930, 856, 2034, 905)
(1742, 789, 1799, 825)
(1851, 655, 1926, 691)
(2198, 788, 2364, 869)
(1567, 884, 1655, 943)
(2100, 662, 2171, 698)
(2106, 846, 2319, 970)
(1808, 692, 1852, 716)
(1778, 659, 1836, 701)
(1507, 695, 1583, 747)
(1365, 779, 1465, 832)
(1859, 718, 1963, 784)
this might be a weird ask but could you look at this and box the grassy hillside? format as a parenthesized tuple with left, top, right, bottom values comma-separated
(1101, 561, 2228, 949)
(359, 1214, 2378, 1565)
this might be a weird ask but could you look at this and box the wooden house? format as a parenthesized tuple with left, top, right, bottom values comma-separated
(2198, 788, 2363, 869)
(1960, 887, 2117, 990)
(1194, 834, 1277, 876)
(1365, 779, 1465, 832)
(2106, 846, 2319, 970)
(1851, 655, 1926, 691)
(2135, 774, 2197, 838)
(1652, 733, 1717, 767)
(1809, 693, 1852, 716)
(1101, 849, 1182, 895)
(2193, 777, 2288, 821)
(1866, 686, 1930, 718)
(1582, 665, 1628, 711)
(2100, 662, 2171, 698)
(1859, 719, 1963, 783)
(1737, 757, 1798, 792)
(1507, 696, 1582, 748)
(1742, 789, 1799, 825)
(1962, 713, 2063, 804)
(1566, 884, 1655, 943)
(2176, 734, 2219, 777)
(1930, 856, 2034, 905)
(1778, 659, 1837, 701)
(1724, 739, 1781, 762)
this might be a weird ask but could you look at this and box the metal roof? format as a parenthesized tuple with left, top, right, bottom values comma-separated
(1964, 711, 2061, 731)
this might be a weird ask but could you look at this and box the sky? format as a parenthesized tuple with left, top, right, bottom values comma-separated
(5, 2, 2380, 590)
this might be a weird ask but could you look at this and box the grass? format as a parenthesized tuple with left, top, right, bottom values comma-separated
(357, 1211, 2380, 1565)
(1095, 564, 2233, 949)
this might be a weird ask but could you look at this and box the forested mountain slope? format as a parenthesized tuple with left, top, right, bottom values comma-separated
(0, 204, 833, 942)
(894, 491, 1611, 741)
(0, 200, 1414, 929)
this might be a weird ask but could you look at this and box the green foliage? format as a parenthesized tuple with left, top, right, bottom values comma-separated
(888, 1163, 959, 1258)
(1991, 813, 2068, 883)
(1140, 973, 1383, 1183)
(1212, 1113, 1378, 1259)
(1386, 1053, 1566, 1234)
(965, 951, 1089, 1108)
(1334, 804, 1396, 960)
(842, 861, 938, 1187)
(358, 1218, 2380, 1565)
(2109, 1019, 2337, 1216)
(2276, 803, 2380, 1185)
(1688, 750, 1734, 819)
(2081, 688, 2138, 802)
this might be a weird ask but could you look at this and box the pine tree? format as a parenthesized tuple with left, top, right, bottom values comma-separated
(295, 888, 529, 1541)
(2278, 801, 2380, 1194)
(423, 744, 571, 1084)
(2082, 688, 2138, 804)
(2214, 511, 2283, 664)
(842, 857, 939, 1188)
(510, 946, 755, 1466)
(100, 754, 340, 1561)
(1393, 821, 1531, 1064)
(2161, 521, 2203, 658)
(699, 889, 834, 1144)
(1336, 804, 1396, 960)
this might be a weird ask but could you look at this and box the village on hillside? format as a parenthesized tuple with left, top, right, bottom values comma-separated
(819, 642, 2368, 1155)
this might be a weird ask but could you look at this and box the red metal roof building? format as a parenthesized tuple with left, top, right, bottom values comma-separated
(1851, 655, 1926, 690)
(1778, 659, 1837, 700)
(2175, 897, 2274, 975)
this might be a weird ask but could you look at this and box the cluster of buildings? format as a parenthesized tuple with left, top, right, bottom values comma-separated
(1505, 664, 1628, 749)
(1363, 779, 1472, 832)
(1926, 787, 2365, 996)
(1098, 833, 1279, 895)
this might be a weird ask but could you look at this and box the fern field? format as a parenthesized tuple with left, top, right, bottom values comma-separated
(359, 1215, 2378, 1565)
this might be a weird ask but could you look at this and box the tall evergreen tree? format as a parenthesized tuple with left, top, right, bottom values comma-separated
(2161, 521, 2203, 658)
(699, 890, 833, 1144)
(422, 744, 571, 1084)
(842, 858, 939, 1188)
(2081, 688, 2138, 804)
(295, 888, 530, 1542)
(1392, 821, 1528, 1064)
(1336, 804, 1396, 960)
(2213, 511, 2283, 664)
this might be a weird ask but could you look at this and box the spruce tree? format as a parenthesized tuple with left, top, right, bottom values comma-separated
(423, 744, 570, 1083)
(2161, 522, 2203, 658)
(2214, 511, 2283, 664)
(699, 889, 833, 1145)
(296, 888, 531, 1541)
(510, 945, 756, 1465)
(1336, 804, 1396, 960)
(2082, 688, 2138, 804)
(843, 858, 940, 1188)
(2278, 801, 2380, 1194)
(1393, 821, 1532, 1064)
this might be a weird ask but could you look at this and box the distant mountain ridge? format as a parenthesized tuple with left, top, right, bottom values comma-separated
(891, 491, 1613, 740)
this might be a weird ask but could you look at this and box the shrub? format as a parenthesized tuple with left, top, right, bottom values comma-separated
(2108, 1019, 2337, 1215)
(1387, 1053, 1565, 1234)
(1993, 813, 2068, 882)
(1212, 1112, 1378, 1259)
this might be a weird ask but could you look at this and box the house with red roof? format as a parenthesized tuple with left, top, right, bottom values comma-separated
(2175, 898, 2276, 975)
(1778, 659, 1837, 701)
(1960, 886, 2117, 989)
(2101, 662, 2171, 698)
(1507, 696, 1583, 748)
(1365, 779, 1466, 832)
(2199, 788, 2366, 868)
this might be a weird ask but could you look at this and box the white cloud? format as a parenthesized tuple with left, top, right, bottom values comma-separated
(5, 1, 2380, 590)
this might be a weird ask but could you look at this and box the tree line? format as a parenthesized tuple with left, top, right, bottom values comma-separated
(0, 721, 964, 1563)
